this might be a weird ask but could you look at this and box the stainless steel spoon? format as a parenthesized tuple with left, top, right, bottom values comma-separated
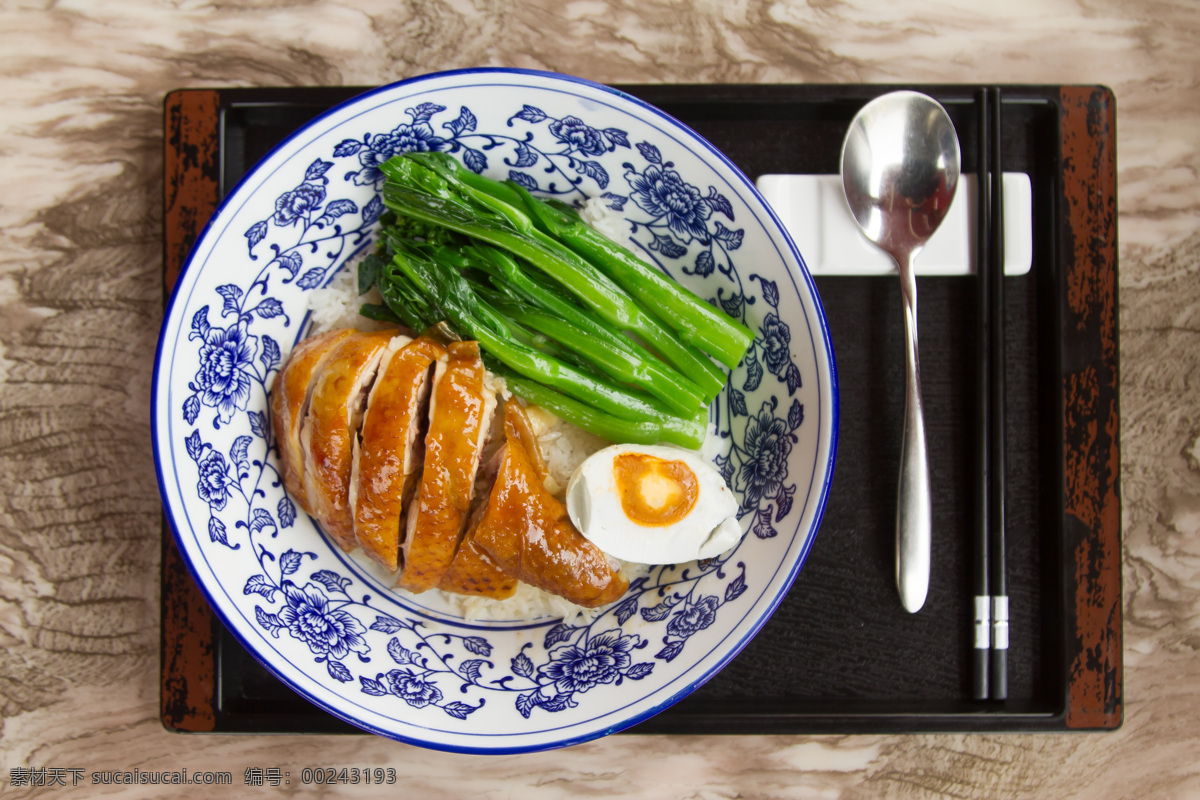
(840, 91, 961, 613)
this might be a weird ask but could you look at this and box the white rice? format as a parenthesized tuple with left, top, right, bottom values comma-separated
(307, 269, 392, 334)
(579, 196, 631, 245)
(305, 266, 649, 622)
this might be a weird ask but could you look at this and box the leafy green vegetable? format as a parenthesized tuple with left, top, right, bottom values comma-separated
(408, 153, 755, 369)
(380, 181, 727, 398)
(485, 295, 704, 416)
(389, 240, 705, 440)
(359, 151, 758, 448)
(490, 367, 708, 449)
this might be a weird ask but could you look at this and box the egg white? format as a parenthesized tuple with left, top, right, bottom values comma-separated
(565, 443, 742, 565)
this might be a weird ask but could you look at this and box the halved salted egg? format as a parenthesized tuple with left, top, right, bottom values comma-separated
(565, 444, 742, 565)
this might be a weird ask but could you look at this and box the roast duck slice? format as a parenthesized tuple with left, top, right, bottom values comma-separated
(270, 328, 354, 510)
(438, 403, 627, 607)
(433, 400, 545, 599)
(473, 404, 628, 607)
(299, 330, 399, 550)
(399, 340, 498, 592)
(350, 335, 444, 570)
(435, 497, 519, 600)
(274, 328, 628, 608)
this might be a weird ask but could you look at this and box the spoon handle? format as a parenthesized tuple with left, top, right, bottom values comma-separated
(896, 248, 932, 613)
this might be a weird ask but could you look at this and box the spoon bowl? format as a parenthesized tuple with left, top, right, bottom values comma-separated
(841, 91, 960, 612)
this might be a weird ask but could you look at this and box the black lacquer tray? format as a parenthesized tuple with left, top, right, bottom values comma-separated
(161, 83, 1121, 734)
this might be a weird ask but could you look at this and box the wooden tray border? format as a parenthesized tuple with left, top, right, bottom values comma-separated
(159, 84, 1121, 733)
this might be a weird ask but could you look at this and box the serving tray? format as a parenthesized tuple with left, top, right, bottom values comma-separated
(161, 83, 1120, 734)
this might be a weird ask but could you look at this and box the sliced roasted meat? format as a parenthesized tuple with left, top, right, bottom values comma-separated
(350, 335, 443, 570)
(503, 401, 547, 484)
(473, 405, 628, 608)
(276, 326, 627, 609)
(398, 341, 498, 592)
(435, 497, 518, 599)
(270, 328, 354, 510)
(435, 433, 515, 599)
(299, 330, 399, 550)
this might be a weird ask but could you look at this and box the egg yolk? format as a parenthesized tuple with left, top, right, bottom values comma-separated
(613, 453, 699, 526)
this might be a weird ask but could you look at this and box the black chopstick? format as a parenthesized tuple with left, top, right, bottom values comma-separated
(971, 88, 993, 701)
(986, 87, 1008, 701)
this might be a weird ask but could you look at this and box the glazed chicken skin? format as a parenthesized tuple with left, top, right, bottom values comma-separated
(436, 440, 518, 599)
(270, 328, 353, 510)
(273, 327, 629, 610)
(471, 405, 628, 608)
(350, 335, 443, 570)
(436, 503, 519, 599)
(438, 403, 627, 608)
(399, 340, 498, 592)
(299, 330, 398, 550)
(501, 396, 549, 482)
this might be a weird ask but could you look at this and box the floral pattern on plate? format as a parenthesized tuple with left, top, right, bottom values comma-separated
(155, 70, 834, 753)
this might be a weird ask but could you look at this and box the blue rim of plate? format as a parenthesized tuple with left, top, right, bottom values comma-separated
(152, 67, 840, 753)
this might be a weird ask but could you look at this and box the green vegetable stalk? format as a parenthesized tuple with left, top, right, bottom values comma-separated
(408, 152, 755, 369)
(361, 151, 759, 449)
(490, 367, 708, 449)
(381, 180, 727, 398)
(390, 241, 707, 447)
(485, 295, 705, 416)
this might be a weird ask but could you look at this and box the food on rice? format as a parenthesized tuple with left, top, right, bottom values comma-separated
(273, 310, 634, 615)
(285, 258, 750, 622)
(269, 328, 354, 511)
(352, 334, 443, 571)
(467, 403, 628, 607)
(401, 340, 497, 592)
(298, 330, 396, 551)
(566, 443, 742, 565)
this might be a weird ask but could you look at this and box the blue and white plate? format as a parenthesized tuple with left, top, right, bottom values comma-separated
(152, 69, 838, 753)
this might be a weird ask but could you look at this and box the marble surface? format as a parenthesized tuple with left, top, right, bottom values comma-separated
(1, 1, 1198, 797)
